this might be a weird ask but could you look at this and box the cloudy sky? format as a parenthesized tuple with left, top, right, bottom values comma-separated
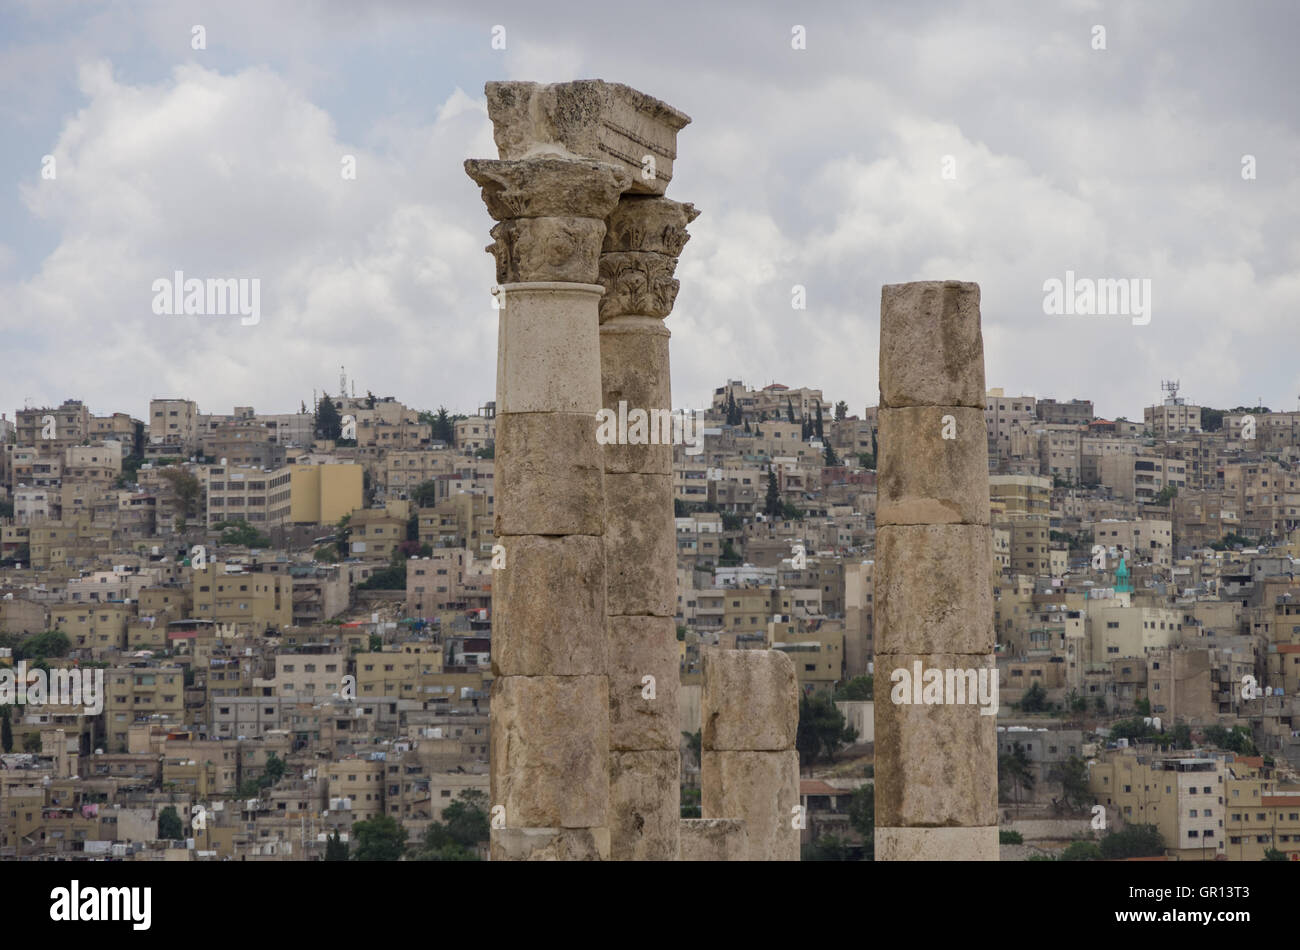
(1, 0, 1296, 425)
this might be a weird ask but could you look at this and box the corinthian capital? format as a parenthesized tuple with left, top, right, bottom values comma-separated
(598, 196, 699, 322)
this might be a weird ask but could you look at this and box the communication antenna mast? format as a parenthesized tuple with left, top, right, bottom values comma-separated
(339, 366, 347, 397)
(1161, 379, 1180, 404)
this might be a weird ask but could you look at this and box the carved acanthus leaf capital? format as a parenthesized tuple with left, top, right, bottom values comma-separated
(464, 157, 630, 222)
(603, 197, 700, 256)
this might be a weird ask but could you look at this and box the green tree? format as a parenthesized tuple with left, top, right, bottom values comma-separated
(1055, 755, 1090, 811)
(857, 452, 875, 469)
(1172, 723, 1193, 750)
(158, 805, 183, 840)
(1262, 848, 1288, 861)
(998, 742, 1036, 814)
(786, 397, 796, 424)
(264, 753, 286, 786)
(1018, 682, 1049, 713)
(412, 480, 439, 508)
(834, 400, 848, 421)
(682, 729, 702, 768)
(217, 520, 272, 548)
(1153, 485, 1177, 506)
(833, 676, 873, 701)
(814, 402, 824, 440)
(351, 814, 408, 861)
(324, 829, 348, 860)
(335, 514, 352, 559)
(764, 469, 781, 518)
(1, 707, 12, 754)
(316, 395, 342, 441)
(158, 467, 200, 519)
(15, 631, 70, 660)
(717, 538, 742, 567)
(823, 442, 839, 466)
(22, 732, 41, 752)
(803, 834, 850, 861)
(848, 783, 874, 861)
(411, 789, 488, 861)
(796, 692, 858, 766)
(1060, 840, 1102, 861)
(1099, 824, 1164, 859)
(999, 830, 1024, 844)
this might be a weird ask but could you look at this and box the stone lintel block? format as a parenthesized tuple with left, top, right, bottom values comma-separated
(490, 827, 610, 861)
(600, 320, 673, 475)
(496, 283, 603, 414)
(604, 473, 675, 616)
(875, 826, 999, 861)
(679, 818, 749, 862)
(879, 281, 985, 409)
(874, 524, 995, 655)
(873, 654, 998, 828)
(492, 535, 606, 676)
(491, 675, 608, 828)
(701, 647, 798, 752)
(608, 749, 680, 861)
(608, 615, 680, 751)
(701, 750, 799, 861)
(484, 81, 690, 196)
(877, 406, 990, 526)
(495, 412, 605, 537)
(465, 156, 630, 220)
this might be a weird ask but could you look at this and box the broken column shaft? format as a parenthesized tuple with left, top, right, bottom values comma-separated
(873, 280, 998, 861)
(700, 647, 800, 861)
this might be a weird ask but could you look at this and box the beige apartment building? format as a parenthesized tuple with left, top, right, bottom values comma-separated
(288, 463, 363, 525)
(16, 400, 90, 449)
(1088, 518, 1173, 569)
(1145, 400, 1202, 437)
(206, 464, 292, 528)
(148, 399, 200, 456)
(1090, 751, 1227, 860)
(325, 757, 386, 820)
(192, 563, 293, 632)
(1089, 603, 1182, 660)
(275, 652, 346, 699)
(104, 666, 186, 751)
(989, 474, 1051, 519)
(984, 390, 1036, 458)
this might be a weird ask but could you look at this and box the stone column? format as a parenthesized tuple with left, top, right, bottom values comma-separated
(599, 196, 698, 860)
(466, 156, 629, 861)
(700, 647, 800, 861)
(873, 280, 999, 861)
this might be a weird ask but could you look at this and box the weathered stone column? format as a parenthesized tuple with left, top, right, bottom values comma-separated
(466, 155, 629, 861)
(874, 280, 998, 861)
(700, 648, 800, 861)
(470, 79, 692, 861)
(599, 196, 698, 860)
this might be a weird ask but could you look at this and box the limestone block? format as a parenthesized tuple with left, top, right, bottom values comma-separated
(490, 827, 610, 861)
(879, 281, 985, 409)
(484, 81, 690, 197)
(603, 473, 675, 616)
(496, 284, 604, 414)
(495, 412, 605, 537)
(491, 675, 609, 828)
(702, 750, 799, 861)
(489, 216, 606, 284)
(599, 320, 673, 475)
(876, 406, 989, 526)
(598, 252, 681, 321)
(872, 654, 998, 828)
(608, 615, 680, 751)
(492, 535, 606, 677)
(875, 825, 998, 861)
(608, 749, 680, 861)
(679, 818, 749, 862)
(874, 524, 995, 655)
(701, 648, 798, 752)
